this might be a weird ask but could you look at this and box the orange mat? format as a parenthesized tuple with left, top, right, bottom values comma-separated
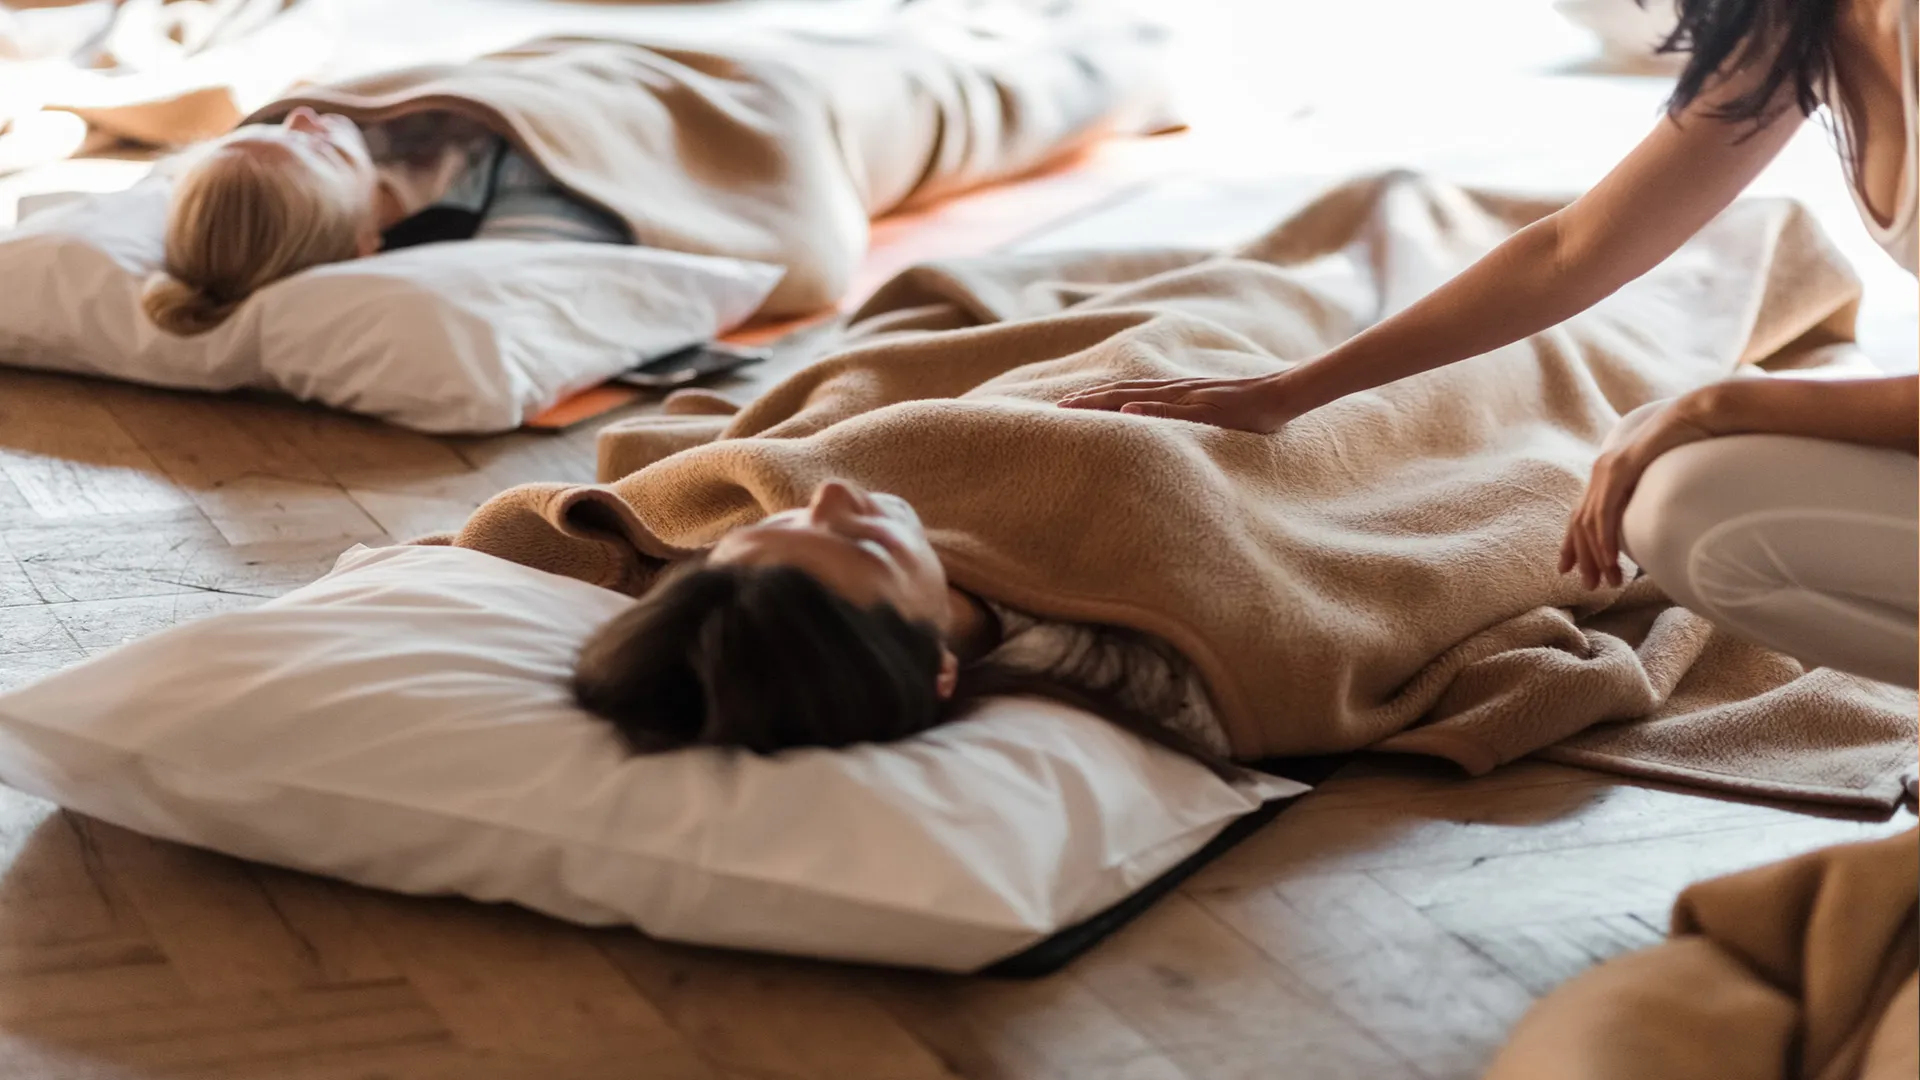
(523, 138, 1181, 430)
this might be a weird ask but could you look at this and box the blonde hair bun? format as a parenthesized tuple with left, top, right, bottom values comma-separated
(147, 131, 371, 336)
(140, 272, 241, 337)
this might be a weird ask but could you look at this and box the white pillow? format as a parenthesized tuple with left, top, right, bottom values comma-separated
(0, 179, 784, 433)
(0, 543, 1302, 972)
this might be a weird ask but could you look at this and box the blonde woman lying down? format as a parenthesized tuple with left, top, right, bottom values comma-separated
(1064, 0, 1919, 689)
(142, 5, 1174, 334)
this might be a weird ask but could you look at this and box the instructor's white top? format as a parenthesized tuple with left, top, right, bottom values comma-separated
(1839, 0, 1918, 274)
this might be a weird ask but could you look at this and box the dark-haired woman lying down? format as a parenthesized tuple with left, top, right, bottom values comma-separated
(419, 170, 1914, 804)
(571, 477, 1236, 772)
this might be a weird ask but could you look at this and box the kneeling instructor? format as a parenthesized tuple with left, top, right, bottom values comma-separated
(1065, 0, 1919, 689)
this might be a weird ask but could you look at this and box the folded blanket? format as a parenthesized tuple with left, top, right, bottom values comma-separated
(1483, 827, 1918, 1080)
(437, 171, 1918, 809)
(247, 7, 1175, 316)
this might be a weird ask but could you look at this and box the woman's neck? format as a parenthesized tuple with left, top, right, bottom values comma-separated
(372, 179, 409, 231)
(945, 587, 1001, 663)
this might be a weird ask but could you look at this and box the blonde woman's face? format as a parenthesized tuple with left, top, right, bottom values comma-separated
(219, 107, 380, 241)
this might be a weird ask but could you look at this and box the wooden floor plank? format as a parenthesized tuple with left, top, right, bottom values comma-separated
(244, 869, 406, 988)
(0, 647, 87, 691)
(1452, 913, 1670, 999)
(0, 949, 189, 1024)
(48, 592, 266, 654)
(1193, 873, 1536, 1080)
(0, 604, 77, 655)
(0, 471, 32, 516)
(78, 822, 349, 997)
(0, 982, 446, 1077)
(871, 969, 1188, 1080)
(601, 936, 963, 1080)
(0, 800, 128, 948)
(99, 390, 386, 547)
(1277, 758, 1595, 809)
(1199, 759, 1858, 888)
(236, 398, 543, 543)
(4, 511, 347, 605)
(1369, 815, 1911, 935)
(0, 372, 195, 520)
(0, 541, 42, 608)
(449, 428, 607, 491)
(0, 937, 166, 979)
(182, 1036, 737, 1080)
(344, 892, 688, 1055)
(228, 400, 473, 484)
(1070, 893, 1415, 1077)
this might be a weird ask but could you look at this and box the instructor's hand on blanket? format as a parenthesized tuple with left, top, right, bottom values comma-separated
(1057, 373, 1300, 432)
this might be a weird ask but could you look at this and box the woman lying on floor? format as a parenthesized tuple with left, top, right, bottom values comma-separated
(421, 157, 1909, 803)
(1064, 0, 1919, 691)
(140, 4, 1173, 334)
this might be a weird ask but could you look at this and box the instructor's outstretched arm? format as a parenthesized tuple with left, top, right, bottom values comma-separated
(1058, 63, 1802, 432)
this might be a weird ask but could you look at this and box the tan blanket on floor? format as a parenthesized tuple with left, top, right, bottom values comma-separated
(1484, 827, 1919, 1080)
(434, 172, 1920, 809)
(246, 7, 1173, 316)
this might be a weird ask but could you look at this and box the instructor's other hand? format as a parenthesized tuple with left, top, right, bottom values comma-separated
(1560, 395, 1714, 590)
(1058, 374, 1298, 433)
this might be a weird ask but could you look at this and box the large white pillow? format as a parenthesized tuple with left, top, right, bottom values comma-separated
(0, 543, 1302, 972)
(0, 179, 784, 433)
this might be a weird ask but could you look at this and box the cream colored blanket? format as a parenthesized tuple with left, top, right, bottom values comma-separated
(435, 172, 1919, 809)
(1484, 827, 1918, 1080)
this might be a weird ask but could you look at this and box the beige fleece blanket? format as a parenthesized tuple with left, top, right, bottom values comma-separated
(246, 7, 1174, 316)
(435, 171, 1919, 809)
(1484, 827, 1918, 1080)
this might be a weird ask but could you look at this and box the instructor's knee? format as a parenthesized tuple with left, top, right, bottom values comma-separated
(1620, 440, 1738, 601)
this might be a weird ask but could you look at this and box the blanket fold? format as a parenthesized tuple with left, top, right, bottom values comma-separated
(1483, 827, 1919, 1080)
(441, 171, 1918, 808)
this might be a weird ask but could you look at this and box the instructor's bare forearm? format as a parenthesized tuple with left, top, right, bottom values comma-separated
(1682, 374, 1920, 452)
(1269, 97, 1802, 418)
(1275, 217, 1619, 413)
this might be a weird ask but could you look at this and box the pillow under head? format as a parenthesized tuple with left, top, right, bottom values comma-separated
(0, 180, 783, 432)
(0, 543, 1304, 972)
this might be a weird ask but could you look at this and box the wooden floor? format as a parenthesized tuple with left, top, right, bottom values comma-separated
(0, 327, 1912, 1080)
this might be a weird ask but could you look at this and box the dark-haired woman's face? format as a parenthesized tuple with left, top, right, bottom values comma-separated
(706, 480, 953, 632)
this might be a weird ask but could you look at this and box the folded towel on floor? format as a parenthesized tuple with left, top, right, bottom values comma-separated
(434, 171, 1918, 809)
(1483, 827, 1919, 1080)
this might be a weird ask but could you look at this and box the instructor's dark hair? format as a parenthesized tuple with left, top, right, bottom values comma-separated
(573, 558, 1236, 778)
(1640, 0, 1843, 126)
